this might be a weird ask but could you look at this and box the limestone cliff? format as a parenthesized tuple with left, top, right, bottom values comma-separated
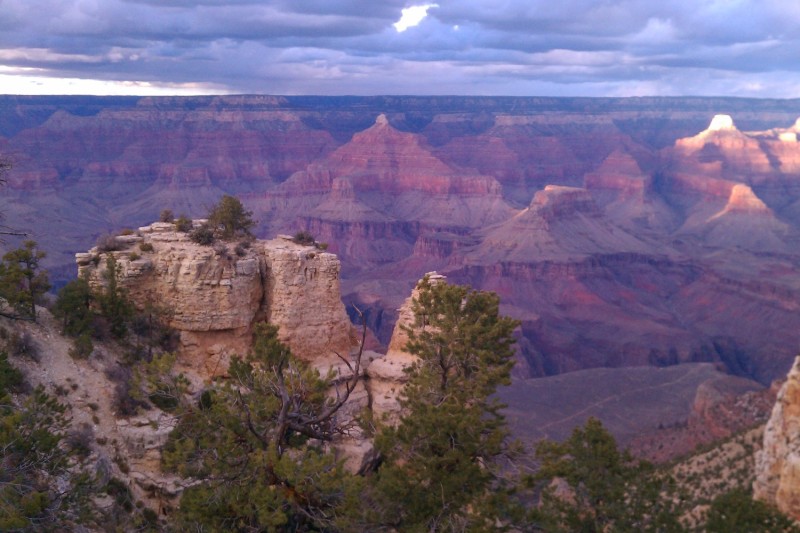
(367, 272, 446, 424)
(754, 356, 800, 519)
(77, 221, 357, 378)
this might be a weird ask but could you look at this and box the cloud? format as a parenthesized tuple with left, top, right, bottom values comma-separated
(394, 4, 438, 33)
(1, 0, 800, 96)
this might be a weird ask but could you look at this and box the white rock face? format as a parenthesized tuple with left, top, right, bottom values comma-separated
(78, 223, 357, 378)
(708, 114, 736, 132)
(754, 356, 800, 519)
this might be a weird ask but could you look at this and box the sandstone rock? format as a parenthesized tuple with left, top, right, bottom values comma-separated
(79, 222, 358, 378)
(754, 356, 800, 519)
(367, 272, 446, 425)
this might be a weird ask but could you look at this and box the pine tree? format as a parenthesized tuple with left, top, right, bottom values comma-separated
(207, 194, 255, 240)
(163, 323, 364, 531)
(52, 276, 94, 337)
(97, 256, 133, 339)
(0, 240, 50, 321)
(532, 417, 682, 532)
(371, 276, 523, 531)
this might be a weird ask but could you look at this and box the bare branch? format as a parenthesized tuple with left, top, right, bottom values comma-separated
(300, 305, 367, 429)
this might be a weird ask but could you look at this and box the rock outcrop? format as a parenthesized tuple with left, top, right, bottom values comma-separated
(754, 356, 800, 519)
(77, 222, 357, 378)
(367, 272, 446, 424)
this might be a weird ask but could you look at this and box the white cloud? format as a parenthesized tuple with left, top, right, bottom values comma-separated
(0, 68, 229, 95)
(393, 4, 438, 32)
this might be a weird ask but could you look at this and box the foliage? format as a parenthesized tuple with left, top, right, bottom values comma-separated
(163, 323, 364, 531)
(532, 417, 682, 532)
(128, 302, 179, 362)
(704, 488, 800, 532)
(68, 333, 93, 359)
(189, 223, 215, 245)
(139, 242, 154, 252)
(370, 277, 524, 531)
(174, 215, 193, 232)
(97, 256, 134, 339)
(130, 352, 188, 412)
(159, 209, 174, 223)
(292, 230, 316, 246)
(54, 264, 176, 363)
(6, 331, 39, 361)
(0, 240, 50, 321)
(0, 350, 24, 397)
(52, 277, 93, 338)
(0, 386, 96, 530)
(207, 194, 255, 241)
(105, 364, 148, 416)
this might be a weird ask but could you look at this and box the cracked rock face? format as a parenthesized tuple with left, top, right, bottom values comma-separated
(78, 222, 357, 378)
(754, 356, 800, 519)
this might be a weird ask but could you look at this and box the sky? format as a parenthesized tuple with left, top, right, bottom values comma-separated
(2, 0, 800, 97)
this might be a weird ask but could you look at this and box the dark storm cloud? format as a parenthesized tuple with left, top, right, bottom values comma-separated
(1, 0, 800, 96)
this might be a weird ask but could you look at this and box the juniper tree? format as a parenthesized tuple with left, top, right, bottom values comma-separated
(532, 417, 682, 532)
(163, 323, 365, 531)
(207, 194, 254, 240)
(52, 276, 93, 337)
(370, 276, 524, 531)
(97, 256, 133, 339)
(0, 240, 50, 321)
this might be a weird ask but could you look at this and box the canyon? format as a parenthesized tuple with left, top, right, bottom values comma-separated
(3, 95, 800, 389)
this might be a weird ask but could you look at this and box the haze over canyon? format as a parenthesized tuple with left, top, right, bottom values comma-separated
(3, 94, 800, 391)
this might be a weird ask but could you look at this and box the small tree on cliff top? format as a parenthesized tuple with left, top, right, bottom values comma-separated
(207, 194, 254, 240)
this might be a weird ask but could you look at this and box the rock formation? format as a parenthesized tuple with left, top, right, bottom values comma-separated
(367, 272, 447, 424)
(77, 221, 357, 379)
(754, 356, 800, 519)
(7, 96, 800, 385)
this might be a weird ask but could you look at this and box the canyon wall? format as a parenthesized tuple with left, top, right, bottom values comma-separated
(5, 96, 800, 384)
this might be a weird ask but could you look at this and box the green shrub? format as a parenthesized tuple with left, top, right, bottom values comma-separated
(128, 252, 140, 261)
(139, 242, 154, 253)
(159, 209, 174, 223)
(292, 230, 315, 246)
(190, 224, 215, 246)
(174, 215, 193, 233)
(705, 488, 800, 532)
(119, 228, 135, 236)
(69, 333, 94, 359)
(0, 350, 24, 396)
(53, 277, 93, 338)
(7, 331, 39, 361)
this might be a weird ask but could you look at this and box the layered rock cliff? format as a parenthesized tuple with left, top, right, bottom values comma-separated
(754, 357, 800, 519)
(77, 221, 357, 378)
(7, 97, 800, 385)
